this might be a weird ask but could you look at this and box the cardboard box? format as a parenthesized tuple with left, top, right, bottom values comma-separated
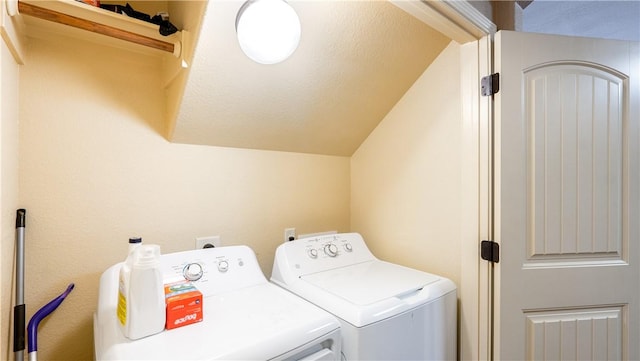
(79, 0, 100, 7)
(164, 280, 203, 330)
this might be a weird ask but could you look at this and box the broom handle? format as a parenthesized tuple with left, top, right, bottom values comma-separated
(14, 209, 26, 361)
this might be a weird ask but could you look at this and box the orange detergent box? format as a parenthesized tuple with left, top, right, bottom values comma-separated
(164, 280, 203, 330)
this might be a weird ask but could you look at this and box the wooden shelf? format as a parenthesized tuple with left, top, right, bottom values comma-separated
(17, 0, 181, 56)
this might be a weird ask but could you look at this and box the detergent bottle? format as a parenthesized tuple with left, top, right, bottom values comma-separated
(117, 238, 139, 334)
(128, 237, 142, 253)
(117, 244, 166, 339)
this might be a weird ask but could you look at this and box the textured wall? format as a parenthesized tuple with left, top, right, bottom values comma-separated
(523, 1, 640, 42)
(18, 37, 349, 360)
(351, 41, 462, 288)
(1, 34, 21, 361)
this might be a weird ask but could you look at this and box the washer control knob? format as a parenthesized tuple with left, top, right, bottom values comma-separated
(308, 249, 318, 258)
(217, 260, 229, 273)
(324, 244, 338, 257)
(183, 263, 203, 281)
(344, 243, 353, 252)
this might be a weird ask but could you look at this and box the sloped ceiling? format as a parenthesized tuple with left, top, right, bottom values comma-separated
(170, 0, 451, 156)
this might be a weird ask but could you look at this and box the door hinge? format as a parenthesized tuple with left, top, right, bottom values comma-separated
(481, 73, 499, 96)
(481, 240, 500, 263)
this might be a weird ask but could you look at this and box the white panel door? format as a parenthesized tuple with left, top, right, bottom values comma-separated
(494, 31, 639, 360)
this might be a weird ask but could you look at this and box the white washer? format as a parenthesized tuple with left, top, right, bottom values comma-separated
(271, 233, 457, 360)
(94, 245, 341, 360)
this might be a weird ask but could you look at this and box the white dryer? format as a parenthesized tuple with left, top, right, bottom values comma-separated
(94, 245, 341, 360)
(271, 233, 456, 360)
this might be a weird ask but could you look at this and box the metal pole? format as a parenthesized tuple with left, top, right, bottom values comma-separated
(14, 209, 26, 361)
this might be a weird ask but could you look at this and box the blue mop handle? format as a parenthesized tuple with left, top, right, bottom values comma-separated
(27, 283, 75, 355)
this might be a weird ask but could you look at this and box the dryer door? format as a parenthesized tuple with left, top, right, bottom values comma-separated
(270, 328, 341, 361)
(298, 349, 335, 361)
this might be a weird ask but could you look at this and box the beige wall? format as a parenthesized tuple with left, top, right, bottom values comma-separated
(12, 17, 464, 361)
(18, 38, 350, 360)
(2, 30, 21, 361)
(351, 41, 462, 288)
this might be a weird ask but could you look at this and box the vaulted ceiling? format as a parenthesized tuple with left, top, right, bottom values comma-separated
(169, 1, 451, 156)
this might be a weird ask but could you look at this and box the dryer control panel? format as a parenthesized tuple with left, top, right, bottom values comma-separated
(159, 246, 266, 297)
(272, 233, 376, 283)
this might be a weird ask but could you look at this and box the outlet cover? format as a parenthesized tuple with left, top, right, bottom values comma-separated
(284, 228, 296, 243)
(196, 236, 221, 249)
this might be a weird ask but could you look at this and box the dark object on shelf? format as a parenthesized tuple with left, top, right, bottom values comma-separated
(98, 3, 125, 15)
(99, 2, 178, 36)
(153, 15, 179, 36)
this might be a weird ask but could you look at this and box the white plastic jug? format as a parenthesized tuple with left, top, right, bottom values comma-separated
(117, 244, 166, 340)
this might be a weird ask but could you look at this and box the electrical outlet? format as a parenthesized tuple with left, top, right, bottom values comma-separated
(284, 228, 296, 243)
(196, 236, 221, 249)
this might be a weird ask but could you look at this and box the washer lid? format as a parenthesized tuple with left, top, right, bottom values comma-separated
(301, 261, 440, 305)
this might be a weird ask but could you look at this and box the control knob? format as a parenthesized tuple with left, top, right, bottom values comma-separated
(183, 263, 203, 281)
(344, 243, 353, 252)
(307, 249, 318, 258)
(324, 244, 338, 257)
(217, 260, 229, 272)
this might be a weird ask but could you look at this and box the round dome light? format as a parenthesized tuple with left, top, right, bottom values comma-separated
(236, 0, 301, 65)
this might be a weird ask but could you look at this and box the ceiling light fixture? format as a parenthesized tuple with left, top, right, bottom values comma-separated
(235, 0, 301, 65)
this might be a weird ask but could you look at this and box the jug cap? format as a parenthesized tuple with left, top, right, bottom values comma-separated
(129, 237, 142, 245)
